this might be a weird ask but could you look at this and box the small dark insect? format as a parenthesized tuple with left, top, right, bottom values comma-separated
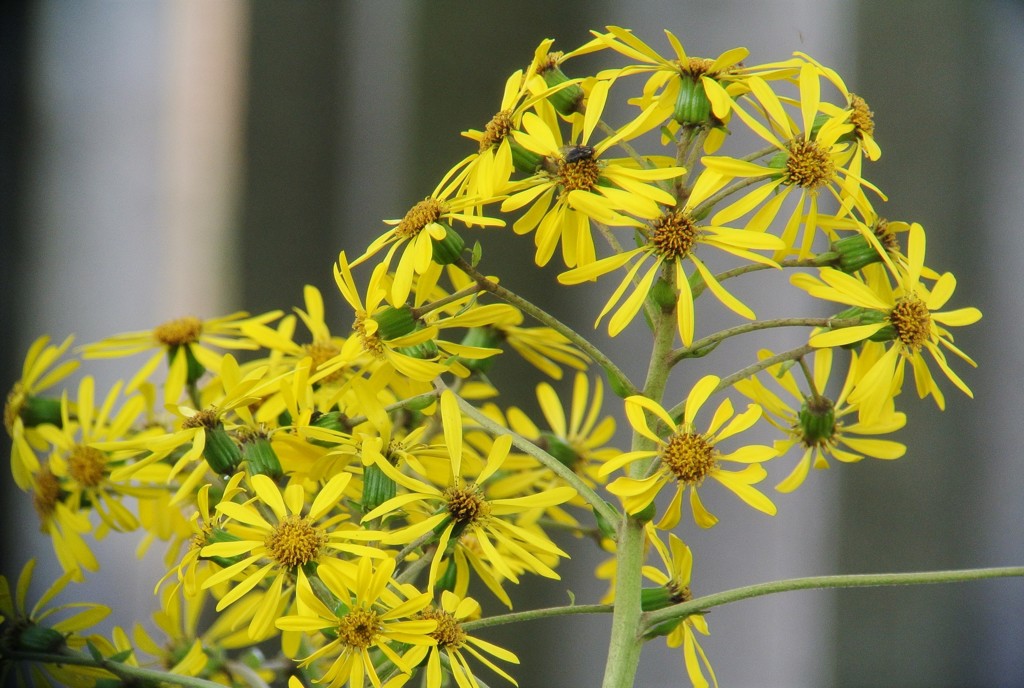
(564, 145, 595, 164)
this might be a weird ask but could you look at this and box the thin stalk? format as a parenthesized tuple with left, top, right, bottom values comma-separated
(410, 284, 483, 320)
(454, 257, 639, 397)
(690, 255, 834, 300)
(462, 603, 614, 632)
(671, 317, 861, 364)
(642, 566, 1024, 632)
(7, 648, 227, 688)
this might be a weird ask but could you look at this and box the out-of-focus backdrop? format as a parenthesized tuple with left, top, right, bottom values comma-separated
(2, 2, 1022, 686)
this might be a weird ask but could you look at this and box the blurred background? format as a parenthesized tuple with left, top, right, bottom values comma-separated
(2, 1, 1022, 686)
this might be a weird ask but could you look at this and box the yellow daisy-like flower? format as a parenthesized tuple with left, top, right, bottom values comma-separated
(6, 335, 79, 489)
(81, 310, 281, 405)
(600, 375, 777, 529)
(403, 590, 520, 688)
(200, 472, 384, 640)
(700, 62, 883, 258)
(355, 162, 505, 307)
(0, 559, 111, 687)
(792, 223, 982, 418)
(642, 528, 717, 688)
(276, 557, 437, 688)
(558, 203, 783, 344)
(734, 348, 906, 492)
(364, 391, 576, 590)
(501, 95, 684, 268)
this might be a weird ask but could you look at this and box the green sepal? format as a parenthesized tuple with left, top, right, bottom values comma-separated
(398, 336, 439, 361)
(602, 365, 633, 399)
(831, 234, 884, 273)
(430, 224, 465, 265)
(649, 278, 677, 311)
(797, 396, 836, 445)
(201, 527, 245, 568)
(458, 327, 503, 374)
(17, 395, 64, 429)
(470, 240, 483, 267)
(673, 77, 712, 126)
(375, 306, 418, 340)
(510, 138, 544, 174)
(362, 462, 397, 515)
(644, 618, 684, 639)
(830, 306, 890, 347)
(539, 431, 579, 470)
(640, 586, 674, 611)
(242, 436, 282, 479)
(180, 345, 206, 387)
(107, 648, 135, 664)
(810, 112, 829, 138)
(593, 500, 620, 541)
(634, 499, 657, 523)
(541, 67, 584, 115)
(204, 424, 242, 475)
(18, 624, 67, 653)
(767, 150, 789, 169)
(435, 559, 458, 593)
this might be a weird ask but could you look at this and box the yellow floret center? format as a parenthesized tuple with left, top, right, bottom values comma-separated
(558, 156, 601, 193)
(421, 607, 467, 649)
(680, 57, 717, 78)
(68, 445, 106, 488)
(303, 342, 343, 382)
(872, 217, 900, 254)
(668, 581, 692, 605)
(353, 317, 386, 360)
(33, 466, 61, 520)
(395, 198, 446, 240)
(848, 94, 875, 139)
(480, 110, 513, 152)
(265, 515, 327, 568)
(784, 139, 835, 189)
(443, 483, 491, 525)
(650, 211, 700, 259)
(154, 317, 203, 347)
(889, 296, 932, 351)
(337, 607, 382, 649)
(661, 432, 718, 485)
(182, 409, 219, 430)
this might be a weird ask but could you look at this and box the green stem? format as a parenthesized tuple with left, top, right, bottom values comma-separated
(447, 387, 621, 531)
(410, 284, 483, 320)
(462, 603, 614, 632)
(453, 257, 639, 397)
(642, 566, 1024, 632)
(691, 255, 835, 299)
(342, 389, 442, 429)
(671, 317, 860, 364)
(7, 648, 226, 688)
(691, 173, 773, 219)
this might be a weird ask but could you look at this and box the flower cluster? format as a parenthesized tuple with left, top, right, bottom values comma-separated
(3, 26, 981, 688)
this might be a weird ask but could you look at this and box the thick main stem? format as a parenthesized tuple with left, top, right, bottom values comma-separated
(601, 301, 677, 687)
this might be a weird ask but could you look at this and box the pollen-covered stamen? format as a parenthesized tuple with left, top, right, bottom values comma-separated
(395, 198, 446, 240)
(679, 56, 718, 78)
(650, 211, 700, 259)
(68, 445, 106, 488)
(667, 581, 692, 605)
(385, 440, 405, 466)
(872, 217, 901, 254)
(154, 317, 203, 347)
(848, 94, 875, 140)
(784, 139, 835, 189)
(558, 155, 601, 193)
(421, 607, 467, 649)
(264, 515, 327, 568)
(32, 466, 61, 520)
(539, 51, 564, 73)
(479, 110, 513, 152)
(182, 409, 219, 430)
(443, 483, 491, 525)
(303, 342, 343, 381)
(661, 432, 719, 485)
(353, 317, 385, 359)
(337, 607, 382, 649)
(889, 296, 932, 351)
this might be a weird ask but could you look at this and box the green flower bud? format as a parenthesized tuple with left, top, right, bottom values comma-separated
(539, 431, 579, 470)
(16, 623, 66, 653)
(362, 462, 397, 515)
(541, 64, 584, 116)
(641, 586, 675, 611)
(204, 424, 242, 475)
(649, 278, 677, 311)
(430, 224, 465, 265)
(16, 395, 64, 429)
(398, 337, 439, 361)
(241, 435, 282, 479)
(510, 138, 544, 174)
(673, 77, 712, 125)
(797, 396, 836, 446)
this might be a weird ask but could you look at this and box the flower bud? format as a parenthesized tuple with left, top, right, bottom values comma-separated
(16, 623, 67, 653)
(510, 138, 544, 174)
(375, 306, 418, 341)
(641, 586, 675, 611)
(797, 396, 836, 446)
(649, 278, 677, 311)
(539, 431, 579, 470)
(16, 395, 64, 429)
(540, 63, 585, 116)
(362, 462, 397, 515)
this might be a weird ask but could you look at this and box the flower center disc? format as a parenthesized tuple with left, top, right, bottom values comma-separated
(651, 211, 699, 259)
(444, 484, 491, 525)
(422, 608, 467, 649)
(338, 607, 382, 649)
(154, 317, 203, 346)
(785, 139, 835, 189)
(889, 296, 932, 351)
(265, 515, 327, 568)
(396, 198, 445, 239)
(68, 445, 106, 487)
(661, 432, 718, 485)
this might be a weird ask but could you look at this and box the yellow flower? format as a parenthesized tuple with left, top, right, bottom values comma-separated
(642, 528, 718, 688)
(792, 223, 982, 418)
(700, 62, 884, 258)
(200, 472, 384, 640)
(501, 96, 684, 268)
(558, 204, 783, 344)
(601, 375, 777, 529)
(363, 391, 576, 590)
(403, 591, 520, 688)
(81, 310, 281, 405)
(0, 559, 111, 687)
(735, 348, 906, 492)
(276, 557, 437, 688)
(5, 335, 79, 489)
